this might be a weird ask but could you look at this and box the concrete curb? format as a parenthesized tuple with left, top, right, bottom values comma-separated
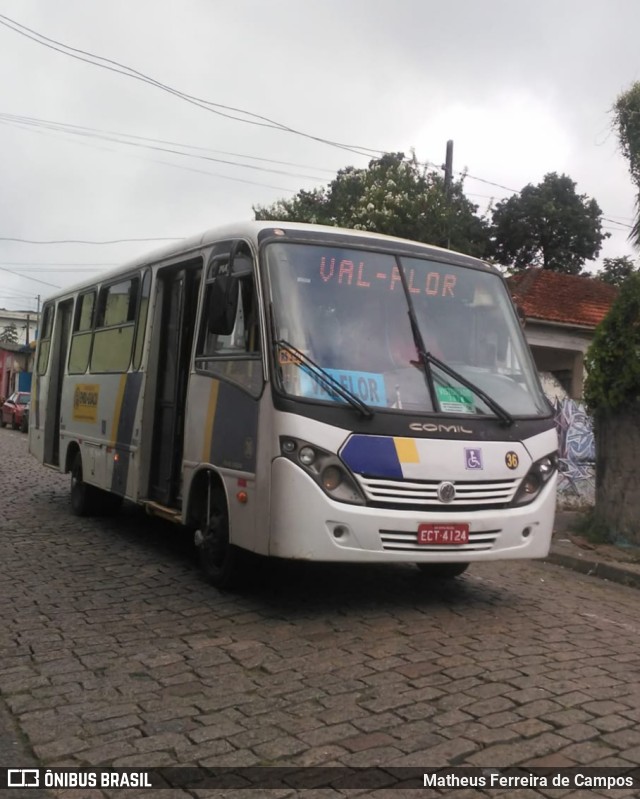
(546, 549, 640, 590)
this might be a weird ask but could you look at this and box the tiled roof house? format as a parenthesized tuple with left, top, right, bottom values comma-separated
(508, 268, 618, 399)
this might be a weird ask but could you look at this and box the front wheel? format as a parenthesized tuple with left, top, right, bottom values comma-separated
(195, 490, 246, 589)
(416, 562, 469, 579)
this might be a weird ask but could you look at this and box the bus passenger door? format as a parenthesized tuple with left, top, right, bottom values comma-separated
(44, 299, 72, 467)
(149, 263, 201, 506)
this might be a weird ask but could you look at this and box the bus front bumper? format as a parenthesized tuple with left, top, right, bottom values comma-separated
(268, 457, 556, 563)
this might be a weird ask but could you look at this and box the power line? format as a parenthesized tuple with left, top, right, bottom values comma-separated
(0, 12, 384, 160)
(0, 117, 304, 193)
(461, 171, 634, 230)
(0, 261, 118, 266)
(0, 265, 61, 288)
(3, 266, 106, 273)
(0, 112, 338, 176)
(0, 236, 182, 245)
(0, 112, 333, 182)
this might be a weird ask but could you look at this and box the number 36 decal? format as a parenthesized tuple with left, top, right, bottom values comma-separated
(505, 451, 519, 470)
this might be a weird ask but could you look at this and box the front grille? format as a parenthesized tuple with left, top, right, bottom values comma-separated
(358, 475, 518, 510)
(380, 528, 500, 553)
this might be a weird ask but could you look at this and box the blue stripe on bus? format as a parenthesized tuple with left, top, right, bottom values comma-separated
(110, 372, 144, 495)
(340, 435, 403, 479)
(209, 381, 258, 473)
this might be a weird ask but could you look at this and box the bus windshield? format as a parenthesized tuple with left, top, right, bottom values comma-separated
(266, 242, 550, 417)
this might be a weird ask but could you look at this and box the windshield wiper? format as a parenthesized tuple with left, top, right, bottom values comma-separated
(420, 349, 514, 427)
(392, 258, 513, 427)
(274, 339, 374, 419)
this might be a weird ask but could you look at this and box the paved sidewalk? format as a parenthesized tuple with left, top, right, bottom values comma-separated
(547, 510, 640, 590)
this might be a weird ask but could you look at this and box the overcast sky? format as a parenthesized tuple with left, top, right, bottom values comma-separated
(1, 0, 639, 313)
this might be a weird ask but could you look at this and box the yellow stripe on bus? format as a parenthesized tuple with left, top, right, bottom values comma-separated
(394, 437, 420, 464)
(202, 379, 220, 463)
(110, 374, 128, 445)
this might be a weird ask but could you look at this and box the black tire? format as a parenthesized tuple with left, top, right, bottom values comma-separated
(20, 414, 28, 433)
(96, 491, 123, 515)
(416, 562, 469, 579)
(11, 414, 18, 430)
(196, 489, 245, 589)
(70, 452, 102, 516)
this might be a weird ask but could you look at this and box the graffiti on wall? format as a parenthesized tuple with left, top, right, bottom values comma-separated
(554, 397, 595, 505)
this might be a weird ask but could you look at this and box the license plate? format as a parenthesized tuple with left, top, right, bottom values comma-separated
(417, 523, 469, 545)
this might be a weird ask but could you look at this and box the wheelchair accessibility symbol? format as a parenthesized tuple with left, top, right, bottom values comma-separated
(464, 448, 483, 470)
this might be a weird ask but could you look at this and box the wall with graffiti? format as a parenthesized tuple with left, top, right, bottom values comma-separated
(554, 397, 596, 507)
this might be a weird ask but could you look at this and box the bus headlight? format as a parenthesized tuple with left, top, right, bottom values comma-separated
(299, 446, 316, 466)
(321, 466, 343, 491)
(279, 436, 365, 505)
(512, 453, 558, 506)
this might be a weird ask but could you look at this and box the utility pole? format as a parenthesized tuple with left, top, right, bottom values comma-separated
(443, 139, 454, 196)
(442, 140, 454, 248)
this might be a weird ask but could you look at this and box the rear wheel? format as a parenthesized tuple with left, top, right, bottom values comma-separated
(70, 452, 103, 516)
(10, 414, 18, 430)
(195, 489, 246, 589)
(416, 562, 469, 579)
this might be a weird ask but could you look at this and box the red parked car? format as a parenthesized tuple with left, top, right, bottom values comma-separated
(1, 391, 31, 430)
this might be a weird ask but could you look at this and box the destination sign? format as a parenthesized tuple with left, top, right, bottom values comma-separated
(317, 256, 457, 298)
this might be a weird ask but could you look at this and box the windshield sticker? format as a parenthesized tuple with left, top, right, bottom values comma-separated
(299, 368, 387, 407)
(278, 349, 302, 365)
(436, 386, 475, 414)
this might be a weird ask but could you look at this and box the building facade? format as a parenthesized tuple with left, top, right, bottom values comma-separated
(509, 268, 618, 399)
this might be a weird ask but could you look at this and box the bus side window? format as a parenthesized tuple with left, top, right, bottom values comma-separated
(68, 290, 96, 374)
(90, 277, 139, 373)
(195, 250, 263, 396)
(37, 304, 55, 375)
(211, 276, 260, 356)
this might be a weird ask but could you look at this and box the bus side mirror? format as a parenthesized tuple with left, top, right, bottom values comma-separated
(208, 276, 239, 335)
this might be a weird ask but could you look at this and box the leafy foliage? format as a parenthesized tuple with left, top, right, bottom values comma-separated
(613, 82, 640, 247)
(254, 152, 490, 257)
(584, 272, 640, 412)
(487, 172, 608, 274)
(594, 255, 638, 287)
(0, 322, 18, 344)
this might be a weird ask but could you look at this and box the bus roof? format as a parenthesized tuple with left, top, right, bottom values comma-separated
(41, 221, 495, 303)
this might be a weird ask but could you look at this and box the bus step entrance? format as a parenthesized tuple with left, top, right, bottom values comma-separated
(143, 500, 182, 524)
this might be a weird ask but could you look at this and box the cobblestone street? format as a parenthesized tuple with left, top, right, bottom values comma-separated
(2, 426, 640, 797)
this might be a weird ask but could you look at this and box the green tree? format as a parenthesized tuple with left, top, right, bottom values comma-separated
(594, 255, 638, 287)
(254, 152, 490, 257)
(0, 322, 18, 344)
(585, 272, 640, 412)
(584, 273, 640, 542)
(613, 82, 640, 247)
(487, 172, 608, 273)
